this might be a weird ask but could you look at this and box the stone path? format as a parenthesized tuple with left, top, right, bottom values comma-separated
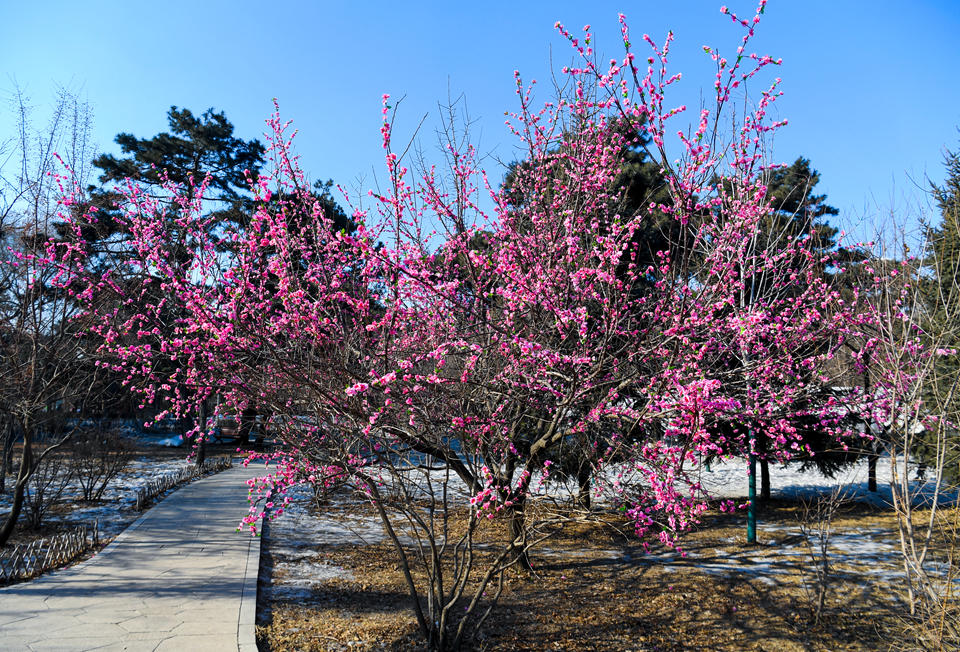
(0, 461, 267, 652)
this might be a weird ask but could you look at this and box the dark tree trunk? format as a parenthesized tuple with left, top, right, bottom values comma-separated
(0, 420, 11, 493)
(507, 495, 531, 571)
(864, 367, 878, 493)
(239, 406, 257, 446)
(577, 463, 592, 510)
(0, 423, 32, 547)
(195, 400, 208, 469)
(180, 411, 195, 447)
(760, 457, 771, 502)
(3, 427, 12, 476)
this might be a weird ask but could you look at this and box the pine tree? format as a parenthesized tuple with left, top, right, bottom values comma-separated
(918, 145, 960, 482)
(93, 106, 264, 205)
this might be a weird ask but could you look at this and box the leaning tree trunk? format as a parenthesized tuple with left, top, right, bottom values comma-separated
(0, 421, 32, 547)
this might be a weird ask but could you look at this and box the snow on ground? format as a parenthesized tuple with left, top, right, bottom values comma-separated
(0, 429, 207, 539)
(261, 484, 370, 601)
(644, 456, 937, 596)
(262, 455, 952, 606)
(361, 452, 952, 511)
(696, 454, 954, 508)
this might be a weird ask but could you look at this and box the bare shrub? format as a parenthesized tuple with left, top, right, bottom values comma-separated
(0, 82, 105, 546)
(854, 199, 960, 649)
(798, 485, 846, 624)
(23, 436, 73, 529)
(68, 422, 134, 501)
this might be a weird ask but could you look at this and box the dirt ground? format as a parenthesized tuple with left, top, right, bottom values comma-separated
(255, 496, 912, 652)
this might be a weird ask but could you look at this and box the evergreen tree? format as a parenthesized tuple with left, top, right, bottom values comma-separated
(498, 117, 678, 508)
(761, 158, 849, 493)
(93, 106, 264, 207)
(503, 116, 678, 283)
(918, 144, 960, 482)
(762, 156, 839, 245)
(928, 145, 960, 374)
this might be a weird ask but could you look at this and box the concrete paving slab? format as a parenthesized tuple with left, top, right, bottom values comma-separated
(76, 609, 144, 624)
(94, 641, 163, 652)
(0, 611, 34, 625)
(0, 636, 39, 651)
(170, 618, 238, 636)
(176, 607, 233, 620)
(2, 617, 52, 635)
(0, 462, 267, 652)
(154, 634, 238, 652)
(28, 636, 122, 651)
(119, 615, 187, 633)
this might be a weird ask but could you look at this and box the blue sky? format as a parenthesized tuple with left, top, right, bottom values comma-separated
(3, 0, 959, 237)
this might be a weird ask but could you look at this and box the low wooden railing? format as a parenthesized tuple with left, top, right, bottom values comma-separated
(0, 520, 99, 585)
(133, 456, 233, 511)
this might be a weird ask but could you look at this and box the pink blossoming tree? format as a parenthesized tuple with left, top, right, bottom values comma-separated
(52, 3, 877, 649)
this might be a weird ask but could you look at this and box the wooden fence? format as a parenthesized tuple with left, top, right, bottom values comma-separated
(133, 456, 233, 511)
(0, 520, 99, 585)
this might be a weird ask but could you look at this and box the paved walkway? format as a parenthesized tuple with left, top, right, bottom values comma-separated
(0, 461, 267, 652)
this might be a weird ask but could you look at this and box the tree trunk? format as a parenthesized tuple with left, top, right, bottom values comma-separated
(3, 420, 14, 472)
(0, 420, 11, 493)
(3, 430, 12, 476)
(0, 423, 32, 547)
(180, 411, 196, 448)
(195, 400, 208, 469)
(862, 367, 879, 492)
(239, 406, 257, 446)
(760, 457, 771, 502)
(507, 496, 531, 571)
(576, 463, 591, 510)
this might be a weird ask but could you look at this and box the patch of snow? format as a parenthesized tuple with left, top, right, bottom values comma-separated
(695, 455, 955, 508)
(0, 447, 222, 544)
(276, 559, 353, 586)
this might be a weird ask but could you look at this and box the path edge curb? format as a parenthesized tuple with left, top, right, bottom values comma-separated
(238, 515, 263, 652)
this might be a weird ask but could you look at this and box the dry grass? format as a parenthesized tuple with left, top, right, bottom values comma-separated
(256, 498, 914, 652)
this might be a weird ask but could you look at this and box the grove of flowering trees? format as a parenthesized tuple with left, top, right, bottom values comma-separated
(42, 3, 912, 650)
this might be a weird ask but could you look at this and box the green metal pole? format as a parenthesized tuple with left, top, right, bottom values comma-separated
(747, 445, 757, 544)
(745, 255, 758, 545)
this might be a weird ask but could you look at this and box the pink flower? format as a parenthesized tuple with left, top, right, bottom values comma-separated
(345, 382, 370, 396)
